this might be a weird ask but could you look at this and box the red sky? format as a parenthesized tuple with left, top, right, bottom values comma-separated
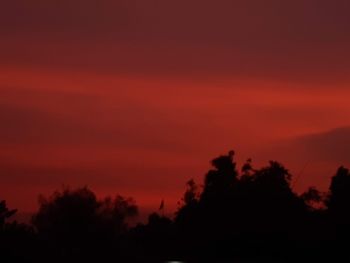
(1, 0, 350, 214)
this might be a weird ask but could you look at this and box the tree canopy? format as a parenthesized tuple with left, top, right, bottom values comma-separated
(2, 150, 350, 262)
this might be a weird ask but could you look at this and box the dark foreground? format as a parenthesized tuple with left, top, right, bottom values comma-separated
(1, 150, 350, 262)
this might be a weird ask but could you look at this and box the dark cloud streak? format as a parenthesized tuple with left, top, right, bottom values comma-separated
(1, 0, 350, 82)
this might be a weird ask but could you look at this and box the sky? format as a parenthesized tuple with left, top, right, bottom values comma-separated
(1, 0, 350, 215)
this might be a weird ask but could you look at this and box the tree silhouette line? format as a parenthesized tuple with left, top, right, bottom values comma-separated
(1, 150, 350, 262)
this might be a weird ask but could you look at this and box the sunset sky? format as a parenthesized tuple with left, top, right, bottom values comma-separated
(1, 0, 350, 214)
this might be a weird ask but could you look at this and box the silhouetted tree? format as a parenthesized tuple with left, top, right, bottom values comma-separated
(327, 167, 350, 240)
(126, 213, 175, 262)
(177, 179, 200, 208)
(32, 186, 138, 262)
(4, 150, 350, 262)
(174, 152, 311, 261)
(318, 166, 350, 259)
(327, 166, 350, 216)
(0, 200, 16, 229)
(99, 195, 138, 235)
(301, 187, 324, 210)
(241, 158, 254, 177)
(0, 200, 36, 262)
(201, 150, 237, 201)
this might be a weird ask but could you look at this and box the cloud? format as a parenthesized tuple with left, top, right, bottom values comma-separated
(0, 85, 218, 152)
(2, 0, 350, 210)
(259, 127, 350, 164)
(1, 0, 350, 82)
(292, 127, 350, 163)
(243, 127, 350, 192)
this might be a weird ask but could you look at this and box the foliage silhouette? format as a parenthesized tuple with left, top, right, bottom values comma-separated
(32, 186, 137, 262)
(2, 150, 350, 262)
(0, 200, 16, 228)
(0, 200, 35, 262)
